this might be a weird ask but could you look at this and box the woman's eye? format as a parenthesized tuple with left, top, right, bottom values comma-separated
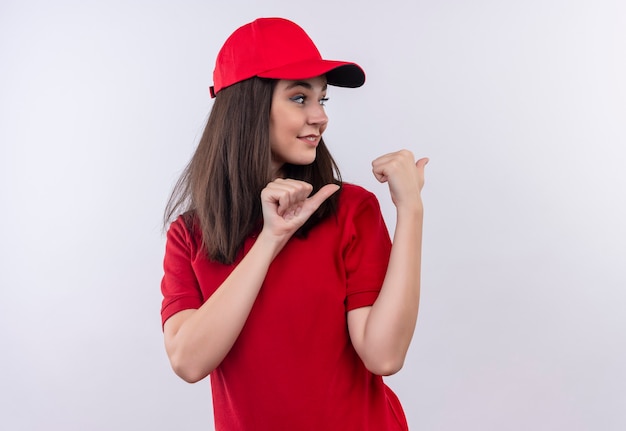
(289, 95, 329, 106)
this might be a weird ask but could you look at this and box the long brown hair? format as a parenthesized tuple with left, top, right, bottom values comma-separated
(164, 77, 342, 264)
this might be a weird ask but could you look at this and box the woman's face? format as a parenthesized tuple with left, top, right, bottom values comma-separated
(269, 76, 329, 175)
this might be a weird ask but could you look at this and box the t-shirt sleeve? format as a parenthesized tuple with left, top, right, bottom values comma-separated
(160, 217, 204, 328)
(343, 191, 392, 311)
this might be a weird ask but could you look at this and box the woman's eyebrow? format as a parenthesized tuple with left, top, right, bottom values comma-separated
(284, 81, 328, 91)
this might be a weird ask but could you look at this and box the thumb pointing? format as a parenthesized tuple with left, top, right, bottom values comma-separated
(307, 184, 341, 210)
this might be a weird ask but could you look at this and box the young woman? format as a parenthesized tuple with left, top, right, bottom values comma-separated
(161, 17, 428, 430)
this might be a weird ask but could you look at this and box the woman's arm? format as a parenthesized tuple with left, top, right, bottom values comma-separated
(347, 149, 428, 376)
(164, 180, 340, 383)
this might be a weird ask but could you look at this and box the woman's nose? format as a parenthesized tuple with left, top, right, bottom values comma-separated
(307, 103, 328, 126)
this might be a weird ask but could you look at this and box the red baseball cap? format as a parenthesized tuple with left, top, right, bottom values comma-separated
(210, 17, 366, 97)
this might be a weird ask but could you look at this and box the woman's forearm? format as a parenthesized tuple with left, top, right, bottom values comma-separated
(164, 232, 285, 383)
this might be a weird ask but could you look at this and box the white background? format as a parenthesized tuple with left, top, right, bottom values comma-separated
(1, 0, 625, 430)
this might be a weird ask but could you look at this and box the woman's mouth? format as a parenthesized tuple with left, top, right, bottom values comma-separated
(299, 135, 320, 146)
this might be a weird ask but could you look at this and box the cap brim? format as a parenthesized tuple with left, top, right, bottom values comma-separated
(257, 59, 365, 88)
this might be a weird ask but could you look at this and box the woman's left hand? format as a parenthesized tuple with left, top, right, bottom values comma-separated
(372, 149, 428, 209)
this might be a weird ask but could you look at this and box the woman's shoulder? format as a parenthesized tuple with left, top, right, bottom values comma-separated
(168, 210, 196, 229)
(337, 183, 383, 217)
(339, 182, 378, 204)
(166, 211, 201, 244)
(332, 183, 388, 237)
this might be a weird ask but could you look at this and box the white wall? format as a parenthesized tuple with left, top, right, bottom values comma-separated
(1, 0, 625, 430)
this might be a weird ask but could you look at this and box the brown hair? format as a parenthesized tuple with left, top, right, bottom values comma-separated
(164, 77, 342, 264)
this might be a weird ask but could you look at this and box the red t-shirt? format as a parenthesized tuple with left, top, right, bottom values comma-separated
(161, 184, 409, 430)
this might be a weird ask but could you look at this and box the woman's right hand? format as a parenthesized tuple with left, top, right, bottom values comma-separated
(260, 179, 340, 242)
